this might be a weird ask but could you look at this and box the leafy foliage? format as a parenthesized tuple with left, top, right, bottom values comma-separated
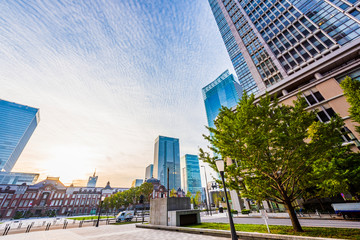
(192, 191, 201, 206)
(103, 182, 154, 211)
(333, 152, 360, 199)
(170, 188, 176, 197)
(200, 93, 347, 232)
(186, 190, 192, 198)
(340, 76, 360, 133)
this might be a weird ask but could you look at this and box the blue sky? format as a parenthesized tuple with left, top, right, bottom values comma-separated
(0, 0, 233, 187)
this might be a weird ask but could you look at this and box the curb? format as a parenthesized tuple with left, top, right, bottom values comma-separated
(135, 224, 344, 240)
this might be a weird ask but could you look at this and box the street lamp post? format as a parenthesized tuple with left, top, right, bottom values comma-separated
(201, 165, 212, 216)
(96, 195, 105, 227)
(215, 159, 238, 240)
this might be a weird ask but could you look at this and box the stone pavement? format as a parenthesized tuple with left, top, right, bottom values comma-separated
(1, 223, 228, 240)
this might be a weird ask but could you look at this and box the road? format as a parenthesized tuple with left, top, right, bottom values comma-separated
(1, 223, 228, 240)
(203, 215, 360, 229)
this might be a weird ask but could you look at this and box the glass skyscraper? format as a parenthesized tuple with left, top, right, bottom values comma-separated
(145, 164, 153, 179)
(208, 0, 360, 93)
(153, 136, 181, 191)
(202, 70, 242, 129)
(180, 154, 202, 197)
(0, 172, 39, 185)
(131, 179, 144, 187)
(0, 99, 39, 172)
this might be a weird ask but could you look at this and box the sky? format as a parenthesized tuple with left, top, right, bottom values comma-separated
(0, 0, 234, 187)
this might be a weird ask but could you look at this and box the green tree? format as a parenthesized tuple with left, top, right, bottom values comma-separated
(185, 190, 192, 198)
(200, 93, 347, 232)
(194, 191, 202, 206)
(334, 152, 360, 200)
(170, 188, 176, 197)
(137, 182, 154, 202)
(340, 76, 360, 133)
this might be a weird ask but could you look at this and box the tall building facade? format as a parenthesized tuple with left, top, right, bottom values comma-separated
(131, 179, 144, 187)
(202, 70, 242, 129)
(180, 154, 202, 197)
(209, 1, 258, 94)
(208, 0, 360, 151)
(0, 172, 39, 185)
(0, 177, 128, 219)
(87, 170, 98, 188)
(0, 99, 39, 172)
(153, 136, 181, 191)
(145, 164, 153, 180)
(208, 0, 360, 94)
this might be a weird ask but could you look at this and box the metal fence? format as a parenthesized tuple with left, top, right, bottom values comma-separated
(0, 214, 149, 236)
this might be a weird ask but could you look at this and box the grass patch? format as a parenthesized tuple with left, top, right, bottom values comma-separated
(188, 223, 360, 239)
(67, 216, 114, 221)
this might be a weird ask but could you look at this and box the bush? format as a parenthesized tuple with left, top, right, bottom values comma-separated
(13, 211, 23, 219)
(231, 209, 238, 214)
(241, 209, 251, 214)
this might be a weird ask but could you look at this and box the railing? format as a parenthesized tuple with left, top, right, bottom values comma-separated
(0, 214, 149, 236)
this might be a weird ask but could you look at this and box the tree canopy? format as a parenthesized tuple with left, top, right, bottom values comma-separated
(200, 93, 347, 232)
(103, 182, 154, 212)
(340, 76, 360, 134)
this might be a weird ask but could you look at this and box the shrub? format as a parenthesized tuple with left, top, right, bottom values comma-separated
(241, 209, 251, 214)
(13, 211, 23, 219)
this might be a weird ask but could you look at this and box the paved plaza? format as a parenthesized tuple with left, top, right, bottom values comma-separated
(1, 223, 228, 240)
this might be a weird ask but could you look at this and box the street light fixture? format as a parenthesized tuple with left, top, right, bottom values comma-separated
(201, 165, 212, 216)
(96, 195, 105, 227)
(215, 159, 238, 240)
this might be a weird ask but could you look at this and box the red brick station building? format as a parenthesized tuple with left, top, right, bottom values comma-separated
(0, 177, 127, 219)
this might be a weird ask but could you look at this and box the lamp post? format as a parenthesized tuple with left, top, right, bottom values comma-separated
(215, 159, 238, 240)
(96, 195, 105, 227)
(201, 165, 212, 216)
(166, 167, 169, 226)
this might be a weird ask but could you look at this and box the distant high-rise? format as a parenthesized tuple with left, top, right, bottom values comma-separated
(131, 179, 144, 187)
(0, 99, 39, 172)
(87, 170, 98, 187)
(145, 164, 153, 180)
(0, 172, 39, 185)
(153, 136, 181, 191)
(202, 70, 242, 129)
(180, 154, 202, 197)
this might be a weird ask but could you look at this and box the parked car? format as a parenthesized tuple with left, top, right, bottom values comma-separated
(116, 211, 134, 222)
(331, 203, 360, 219)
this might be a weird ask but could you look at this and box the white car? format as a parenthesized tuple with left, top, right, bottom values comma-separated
(116, 211, 134, 222)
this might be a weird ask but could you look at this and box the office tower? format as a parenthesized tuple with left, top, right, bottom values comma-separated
(0, 99, 39, 172)
(202, 70, 242, 129)
(131, 179, 144, 187)
(0, 172, 39, 185)
(145, 164, 153, 180)
(153, 136, 181, 191)
(87, 170, 98, 187)
(180, 154, 202, 197)
(208, 0, 360, 150)
(208, 0, 360, 92)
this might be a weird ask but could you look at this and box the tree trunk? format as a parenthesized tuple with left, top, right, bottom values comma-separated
(284, 199, 303, 232)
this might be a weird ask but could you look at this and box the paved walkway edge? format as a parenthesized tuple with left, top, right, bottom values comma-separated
(135, 224, 344, 240)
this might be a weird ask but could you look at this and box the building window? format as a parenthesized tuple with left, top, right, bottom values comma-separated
(3, 200, 10, 207)
(303, 89, 325, 105)
(6, 209, 12, 217)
